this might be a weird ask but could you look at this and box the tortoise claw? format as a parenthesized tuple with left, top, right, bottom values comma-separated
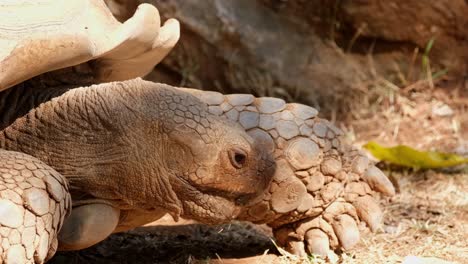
(332, 214, 360, 250)
(363, 165, 395, 196)
(286, 240, 308, 257)
(304, 228, 329, 257)
(353, 195, 383, 232)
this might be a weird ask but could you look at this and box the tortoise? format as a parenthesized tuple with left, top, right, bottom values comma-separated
(0, 0, 395, 263)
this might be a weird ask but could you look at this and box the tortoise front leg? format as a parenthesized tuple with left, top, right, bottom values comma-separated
(0, 150, 71, 263)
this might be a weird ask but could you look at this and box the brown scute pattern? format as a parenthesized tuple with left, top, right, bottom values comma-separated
(190, 90, 394, 255)
(157, 87, 222, 145)
(0, 150, 71, 264)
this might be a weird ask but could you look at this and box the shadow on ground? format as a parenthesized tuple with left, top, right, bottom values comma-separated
(50, 223, 277, 264)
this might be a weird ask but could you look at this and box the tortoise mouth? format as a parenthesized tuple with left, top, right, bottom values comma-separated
(172, 174, 252, 221)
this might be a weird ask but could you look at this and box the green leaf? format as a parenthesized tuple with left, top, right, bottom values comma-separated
(363, 141, 468, 170)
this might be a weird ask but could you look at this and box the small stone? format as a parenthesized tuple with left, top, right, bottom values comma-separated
(226, 94, 254, 106)
(239, 111, 260, 129)
(0, 199, 23, 228)
(285, 138, 321, 170)
(255, 97, 286, 113)
(276, 120, 300, 139)
(200, 91, 224, 105)
(23, 188, 50, 216)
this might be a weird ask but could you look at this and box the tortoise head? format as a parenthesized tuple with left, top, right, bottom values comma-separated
(162, 94, 275, 223)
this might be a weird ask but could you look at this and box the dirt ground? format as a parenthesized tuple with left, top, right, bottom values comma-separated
(49, 76, 467, 263)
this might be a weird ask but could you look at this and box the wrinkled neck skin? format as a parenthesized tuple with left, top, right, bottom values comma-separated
(0, 80, 187, 217)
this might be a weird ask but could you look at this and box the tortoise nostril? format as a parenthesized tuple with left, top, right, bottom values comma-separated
(230, 148, 247, 169)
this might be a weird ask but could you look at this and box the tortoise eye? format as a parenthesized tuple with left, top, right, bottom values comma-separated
(229, 148, 247, 169)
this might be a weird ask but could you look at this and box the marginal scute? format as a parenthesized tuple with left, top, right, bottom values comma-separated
(285, 138, 321, 170)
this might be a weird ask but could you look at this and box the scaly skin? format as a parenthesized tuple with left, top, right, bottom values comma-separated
(182, 88, 395, 256)
(0, 79, 394, 262)
(0, 150, 71, 263)
(0, 79, 273, 262)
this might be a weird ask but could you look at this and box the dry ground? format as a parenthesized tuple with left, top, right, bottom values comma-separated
(51, 77, 467, 264)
